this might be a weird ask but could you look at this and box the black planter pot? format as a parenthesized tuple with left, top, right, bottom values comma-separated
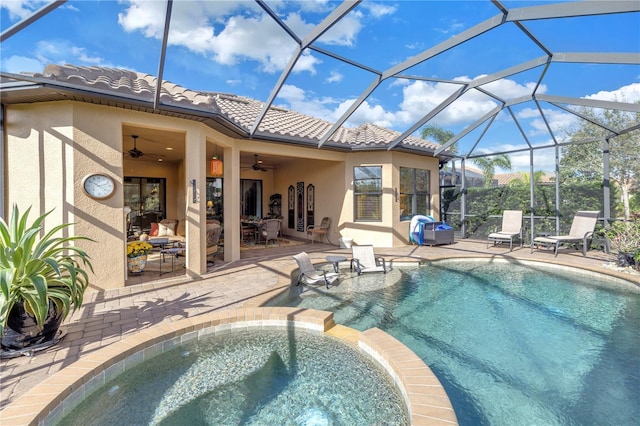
(616, 252, 636, 268)
(1, 300, 64, 350)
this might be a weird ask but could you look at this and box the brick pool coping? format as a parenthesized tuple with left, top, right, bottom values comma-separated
(0, 306, 458, 426)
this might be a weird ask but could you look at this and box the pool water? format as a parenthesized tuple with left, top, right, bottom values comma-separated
(59, 329, 409, 425)
(277, 260, 640, 425)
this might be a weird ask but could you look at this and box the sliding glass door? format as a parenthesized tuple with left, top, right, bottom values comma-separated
(241, 179, 263, 218)
(206, 178, 223, 223)
(124, 177, 166, 234)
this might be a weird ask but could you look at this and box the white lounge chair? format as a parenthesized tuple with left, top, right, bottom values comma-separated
(487, 210, 523, 251)
(293, 252, 339, 289)
(350, 244, 387, 275)
(531, 210, 599, 257)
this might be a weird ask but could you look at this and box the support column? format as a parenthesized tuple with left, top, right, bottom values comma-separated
(184, 129, 207, 276)
(602, 138, 611, 226)
(223, 146, 242, 262)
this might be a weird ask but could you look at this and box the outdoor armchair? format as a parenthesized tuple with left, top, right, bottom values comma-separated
(350, 244, 387, 275)
(293, 252, 339, 289)
(258, 218, 280, 247)
(306, 217, 331, 244)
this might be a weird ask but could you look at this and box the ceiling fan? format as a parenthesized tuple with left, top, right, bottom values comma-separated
(124, 135, 166, 162)
(243, 154, 269, 172)
(127, 135, 143, 158)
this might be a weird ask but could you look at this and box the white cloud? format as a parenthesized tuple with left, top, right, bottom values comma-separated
(584, 82, 640, 103)
(398, 79, 496, 126)
(475, 143, 556, 173)
(326, 70, 343, 83)
(361, 2, 397, 18)
(317, 11, 363, 47)
(481, 78, 546, 99)
(277, 84, 340, 121)
(117, 1, 327, 74)
(1, 0, 48, 20)
(347, 100, 397, 128)
(517, 107, 576, 137)
(292, 51, 322, 74)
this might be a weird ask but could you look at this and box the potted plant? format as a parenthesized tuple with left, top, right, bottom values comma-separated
(0, 205, 93, 350)
(126, 240, 153, 273)
(605, 220, 640, 269)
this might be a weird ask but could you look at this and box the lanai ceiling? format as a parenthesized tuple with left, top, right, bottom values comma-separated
(1, 0, 639, 167)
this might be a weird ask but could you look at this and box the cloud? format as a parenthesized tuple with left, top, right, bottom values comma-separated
(398, 79, 502, 126)
(517, 107, 576, 137)
(361, 2, 397, 18)
(317, 11, 363, 47)
(116, 0, 353, 75)
(1, 0, 48, 20)
(277, 84, 340, 122)
(326, 71, 343, 83)
(584, 82, 640, 103)
(475, 143, 557, 172)
(347, 100, 397, 128)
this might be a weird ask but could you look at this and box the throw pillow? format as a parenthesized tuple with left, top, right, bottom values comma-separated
(159, 219, 177, 237)
(149, 222, 159, 236)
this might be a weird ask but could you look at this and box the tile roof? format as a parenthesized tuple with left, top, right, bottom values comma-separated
(33, 64, 440, 153)
(494, 172, 554, 186)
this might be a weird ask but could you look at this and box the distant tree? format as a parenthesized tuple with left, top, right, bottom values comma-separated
(421, 125, 457, 184)
(472, 155, 512, 188)
(560, 105, 640, 220)
(509, 171, 547, 187)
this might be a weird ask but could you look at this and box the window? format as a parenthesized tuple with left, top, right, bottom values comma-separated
(124, 177, 166, 234)
(400, 167, 430, 220)
(354, 166, 382, 221)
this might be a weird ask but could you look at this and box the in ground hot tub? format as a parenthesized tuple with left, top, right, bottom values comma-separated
(59, 328, 408, 425)
(6, 308, 456, 425)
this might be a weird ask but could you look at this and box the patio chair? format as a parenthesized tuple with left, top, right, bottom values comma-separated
(487, 210, 523, 251)
(306, 217, 331, 244)
(350, 244, 387, 275)
(241, 216, 257, 243)
(293, 252, 339, 289)
(531, 210, 600, 257)
(258, 218, 280, 247)
(206, 224, 223, 264)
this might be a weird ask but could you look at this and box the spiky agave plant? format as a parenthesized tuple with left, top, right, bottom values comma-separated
(0, 205, 94, 336)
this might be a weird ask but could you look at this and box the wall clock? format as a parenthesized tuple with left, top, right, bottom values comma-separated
(82, 174, 116, 200)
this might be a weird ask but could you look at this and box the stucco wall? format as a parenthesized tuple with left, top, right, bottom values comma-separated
(5, 101, 214, 289)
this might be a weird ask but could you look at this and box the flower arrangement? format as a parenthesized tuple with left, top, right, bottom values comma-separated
(127, 241, 153, 258)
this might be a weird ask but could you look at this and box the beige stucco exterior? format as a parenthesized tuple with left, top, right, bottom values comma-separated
(4, 100, 441, 290)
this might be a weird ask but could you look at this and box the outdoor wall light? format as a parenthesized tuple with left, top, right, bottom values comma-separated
(190, 179, 197, 203)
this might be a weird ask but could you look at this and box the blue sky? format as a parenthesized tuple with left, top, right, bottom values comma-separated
(1, 0, 639, 172)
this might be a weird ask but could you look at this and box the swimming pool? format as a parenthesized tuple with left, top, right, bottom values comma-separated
(276, 259, 640, 425)
(58, 328, 409, 425)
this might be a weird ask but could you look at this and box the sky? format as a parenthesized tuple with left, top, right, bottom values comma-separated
(1, 0, 639, 172)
